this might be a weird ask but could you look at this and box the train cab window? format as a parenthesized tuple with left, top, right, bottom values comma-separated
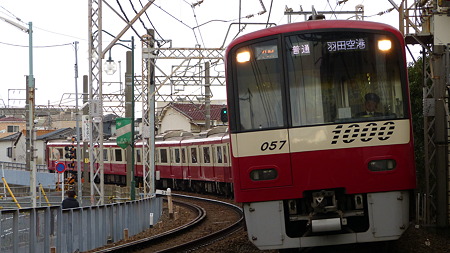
(103, 149, 109, 161)
(181, 148, 187, 163)
(190, 147, 198, 164)
(52, 148, 63, 160)
(233, 39, 285, 131)
(114, 149, 123, 162)
(160, 148, 168, 163)
(216, 146, 223, 164)
(173, 148, 181, 164)
(202, 146, 211, 164)
(285, 32, 406, 126)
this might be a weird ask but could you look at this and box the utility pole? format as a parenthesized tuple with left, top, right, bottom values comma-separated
(83, 76, 89, 190)
(28, 21, 36, 208)
(73, 41, 82, 204)
(205, 61, 211, 129)
(125, 51, 133, 193)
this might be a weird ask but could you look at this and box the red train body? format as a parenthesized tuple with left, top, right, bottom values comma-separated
(225, 20, 416, 249)
(46, 128, 232, 195)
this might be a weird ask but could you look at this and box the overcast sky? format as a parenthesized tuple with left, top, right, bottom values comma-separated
(0, 0, 414, 110)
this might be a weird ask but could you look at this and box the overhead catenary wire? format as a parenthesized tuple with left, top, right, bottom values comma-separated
(138, 0, 165, 43)
(116, 0, 144, 41)
(185, 0, 205, 48)
(266, 0, 274, 28)
(0, 41, 72, 48)
(128, 0, 148, 32)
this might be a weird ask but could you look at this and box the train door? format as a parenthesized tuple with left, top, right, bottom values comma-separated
(102, 148, 110, 176)
(188, 146, 200, 180)
(110, 148, 122, 176)
(157, 147, 171, 178)
(181, 147, 188, 179)
(170, 146, 182, 179)
(223, 143, 232, 183)
(213, 144, 224, 182)
(135, 147, 143, 177)
(200, 144, 214, 180)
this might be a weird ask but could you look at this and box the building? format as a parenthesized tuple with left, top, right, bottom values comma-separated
(0, 132, 24, 163)
(0, 116, 26, 134)
(158, 102, 227, 133)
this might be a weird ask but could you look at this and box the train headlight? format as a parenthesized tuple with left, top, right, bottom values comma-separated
(250, 168, 277, 181)
(378, 39, 392, 51)
(236, 51, 251, 63)
(368, 159, 396, 172)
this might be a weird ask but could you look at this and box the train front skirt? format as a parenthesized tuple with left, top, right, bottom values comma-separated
(243, 190, 409, 250)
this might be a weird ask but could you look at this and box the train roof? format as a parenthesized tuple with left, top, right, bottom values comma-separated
(226, 20, 403, 55)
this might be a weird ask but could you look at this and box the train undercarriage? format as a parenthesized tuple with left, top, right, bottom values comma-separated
(157, 178, 233, 197)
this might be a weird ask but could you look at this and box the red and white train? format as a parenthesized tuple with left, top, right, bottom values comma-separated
(225, 20, 416, 250)
(46, 126, 233, 195)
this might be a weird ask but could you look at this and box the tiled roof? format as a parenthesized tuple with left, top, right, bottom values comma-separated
(167, 103, 226, 121)
(0, 117, 25, 122)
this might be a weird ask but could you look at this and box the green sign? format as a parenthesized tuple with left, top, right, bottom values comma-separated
(116, 117, 132, 149)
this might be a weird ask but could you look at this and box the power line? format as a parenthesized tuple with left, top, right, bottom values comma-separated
(266, 0, 274, 28)
(0, 5, 24, 24)
(115, 0, 144, 40)
(152, 2, 193, 30)
(138, 0, 165, 42)
(0, 41, 72, 48)
(128, 0, 148, 31)
(34, 26, 86, 41)
(327, 0, 339, 19)
(185, 0, 205, 47)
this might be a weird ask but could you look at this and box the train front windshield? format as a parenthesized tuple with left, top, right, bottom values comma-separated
(231, 30, 407, 132)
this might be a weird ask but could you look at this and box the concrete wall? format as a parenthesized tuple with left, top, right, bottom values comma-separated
(2, 169, 57, 188)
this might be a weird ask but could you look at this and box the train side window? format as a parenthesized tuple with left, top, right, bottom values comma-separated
(103, 149, 109, 161)
(190, 147, 198, 164)
(223, 145, 228, 164)
(181, 147, 187, 163)
(136, 148, 142, 163)
(114, 149, 123, 162)
(160, 148, 168, 163)
(216, 146, 223, 164)
(173, 148, 181, 164)
(203, 146, 211, 164)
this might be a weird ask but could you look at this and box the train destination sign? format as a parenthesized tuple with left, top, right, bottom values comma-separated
(255, 45, 278, 60)
(327, 38, 366, 52)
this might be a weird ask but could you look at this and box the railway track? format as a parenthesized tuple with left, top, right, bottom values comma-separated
(93, 193, 244, 252)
